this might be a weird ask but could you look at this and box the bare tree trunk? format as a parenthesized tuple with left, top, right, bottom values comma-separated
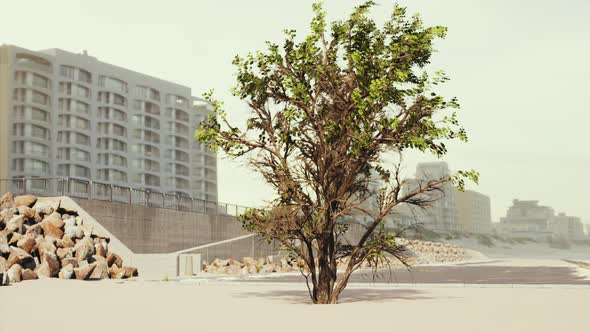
(315, 239, 333, 304)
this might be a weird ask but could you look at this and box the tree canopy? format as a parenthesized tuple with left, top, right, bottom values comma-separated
(196, 1, 478, 304)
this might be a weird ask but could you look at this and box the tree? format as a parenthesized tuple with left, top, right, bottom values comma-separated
(196, 1, 478, 304)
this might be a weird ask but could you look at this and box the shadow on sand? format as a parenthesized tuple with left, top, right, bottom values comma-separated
(235, 287, 441, 304)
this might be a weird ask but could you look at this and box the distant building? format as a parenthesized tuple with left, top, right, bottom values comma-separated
(548, 213, 585, 241)
(498, 199, 585, 241)
(400, 162, 459, 232)
(0, 45, 217, 201)
(497, 199, 554, 240)
(455, 190, 492, 234)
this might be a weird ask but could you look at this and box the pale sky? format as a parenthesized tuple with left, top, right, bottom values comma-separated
(1, 0, 589, 224)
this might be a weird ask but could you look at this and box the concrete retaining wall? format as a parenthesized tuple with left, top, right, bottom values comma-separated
(73, 198, 249, 254)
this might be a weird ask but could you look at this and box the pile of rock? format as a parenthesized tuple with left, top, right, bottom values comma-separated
(202, 238, 469, 275)
(0, 192, 137, 284)
(396, 238, 468, 264)
(203, 256, 305, 274)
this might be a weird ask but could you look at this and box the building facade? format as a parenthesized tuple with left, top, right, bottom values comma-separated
(497, 199, 554, 240)
(548, 213, 585, 241)
(455, 190, 492, 234)
(0, 45, 217, 201)
(400, 162, 460, 232)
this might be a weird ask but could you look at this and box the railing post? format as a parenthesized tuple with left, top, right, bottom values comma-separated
(129, 188, 132, 205)
(110, 185, 114, 202)
(89, 181, 93, 200)
(22, 178, 27, 195)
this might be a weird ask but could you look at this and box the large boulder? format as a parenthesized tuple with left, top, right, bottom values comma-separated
(108, 265, 125, 279)
(56, 235, 75, 249)
(0, 207, 16, 224)
(64, 225, 83, 239)
(8, 232, 23, 246)
(89, 261, 109, 280)
(0, 192, 15, 210)
(17, 206, 35, 220)
(0, 256, 7, 273)
(37, 253, 60, 278)
(43, 212, 65, 229)
(41, 220, 64, 240)
(122, 266, 138, 278)
(79, 224, 94, 238)
(17, 237, 36, 254)
(7, 246, 33, 268)
(6, 215, 26, 233)
(61, 257, 78, 268)
(220, 265, 241, 275)
(259, 264, 275, 273)
(211, 259, 229, 268)
(0, 233, 9, 255)
(73, 264, 96, 280)
(21, 269, 38, 281)
(36, 238, 57, 258)
(25, 223, 42, 238)
(7, 264, 22, 283)
(74, 237, 94, 262)
(94, 240, 107, 258)
(58, 264, 74, 279)
(14, 195, 37, 208)
(56, 247, 73, 260)
(32, 201, 54, 216)
(106, 253, 123, 268)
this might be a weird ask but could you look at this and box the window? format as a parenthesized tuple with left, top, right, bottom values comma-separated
(98, 153, 127, 167)
(59, 82, 90, 98)
(57, 148, 90, 162)
(98, 76, 128, 93)
(13, 106, 49, 122)
(32, 91, 49, 105)
(98, 123, 126, 137)
(133, 100, 160, 115)
(60, 65, 91, 83)
(165, 108, 189, 122)
(12, 158, 49, 173)
(167, 122, 189, 135)
(16, 53, 52, 73)
(98, 169, 127, 182)
(134, 86, 160, 101)
(131, 144, 159, 158)
(32, 74, 50, 88)
(97, 138, 127, 152)
(133, 159, 160, 172)
(132, 129, 160, 143)
(166, 94, 188, 107)
(98, 92, 127, 106)
(58, 115, 90, 130)
(59, 98, 90, 115)
(132, 115, 160, 129)
(98, 107, 127, 121)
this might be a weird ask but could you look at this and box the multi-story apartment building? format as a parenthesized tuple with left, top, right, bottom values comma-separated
(455, 190, 492, 234)
(400, 162, 459, 232)
(497, 199, 554, 240)
(547, 212, 585, 241)
(0, 45, 217, 201)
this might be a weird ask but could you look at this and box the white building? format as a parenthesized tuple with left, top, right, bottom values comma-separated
(548, 213, 585, 241)
(0, 45, 217, 201)
(455, 190, 492, 234)
(400, 162, 459, 232)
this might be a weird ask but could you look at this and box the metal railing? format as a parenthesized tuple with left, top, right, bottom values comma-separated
(0, 177, 251, 217)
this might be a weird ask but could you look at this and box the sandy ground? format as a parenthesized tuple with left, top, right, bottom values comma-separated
(450, 238, 590, 261)
(1, 278, 589, 332)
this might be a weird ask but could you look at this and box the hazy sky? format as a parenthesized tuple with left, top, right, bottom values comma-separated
(2, 0, 589, 224)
